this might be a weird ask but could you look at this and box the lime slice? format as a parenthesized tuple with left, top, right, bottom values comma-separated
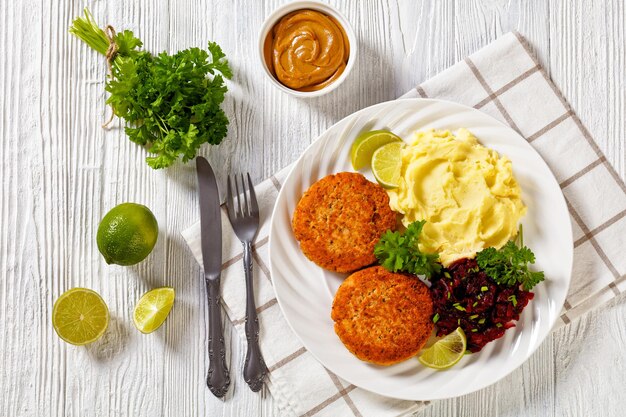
(52, 288, 109, 345)
(418, 327, 467, 370)
(350, 130, 402, 170)
(133, 287, 175, 334)
(371, 141, 403, 188)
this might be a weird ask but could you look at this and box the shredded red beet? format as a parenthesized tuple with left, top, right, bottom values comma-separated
(429, 258, 534, 352)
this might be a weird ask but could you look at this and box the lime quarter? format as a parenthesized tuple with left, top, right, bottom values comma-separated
(133, 287, 175, 334)
(52, 288, 109, 345)
(418, 327, 467, 370)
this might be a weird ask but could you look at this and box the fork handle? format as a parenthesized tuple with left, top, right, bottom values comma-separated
(243, 241, 268, 392)
(206, 277, 230, 397)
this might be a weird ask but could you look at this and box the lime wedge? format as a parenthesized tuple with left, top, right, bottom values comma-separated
(52, 288, 109, 345)
(371, 141, 403, 188)
(418, 327, 467, 370)
(133, 287, 175, 334)
(350, 130, 402, 170)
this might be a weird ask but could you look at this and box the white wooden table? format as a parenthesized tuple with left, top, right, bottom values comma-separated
(1, 1, 624, 416)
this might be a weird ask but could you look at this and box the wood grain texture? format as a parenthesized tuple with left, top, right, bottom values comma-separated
(0, 0, 623, 416)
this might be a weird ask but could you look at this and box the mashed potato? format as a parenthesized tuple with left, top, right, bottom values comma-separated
(387, 129, 526, 266)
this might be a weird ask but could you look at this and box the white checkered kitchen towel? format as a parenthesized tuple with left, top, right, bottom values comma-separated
(182, 32, 626, 417)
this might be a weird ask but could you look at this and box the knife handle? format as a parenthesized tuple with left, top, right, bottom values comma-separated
(206, 278, 230, 397)
(242, 242, 267, 392)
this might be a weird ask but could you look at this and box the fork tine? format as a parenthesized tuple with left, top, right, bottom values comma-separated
(234, 173, 242, 217)
(247, 173, 259, 217)
(241, 173, 249, 217)
(226, 176, 236, 220)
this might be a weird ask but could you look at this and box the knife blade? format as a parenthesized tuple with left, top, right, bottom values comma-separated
(196, 156, 222, 280)
(196, 156, 230, 398)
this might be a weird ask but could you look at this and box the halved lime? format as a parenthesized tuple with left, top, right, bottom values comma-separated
(350, 130, 402, 170)
(133, 287, 175, 334)
(418, 327, 467, 370)
(371, 142, 403, 188)
(52, 288, 109, 345)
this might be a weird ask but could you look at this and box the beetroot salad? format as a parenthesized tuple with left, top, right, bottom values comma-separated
(429, 258, 534, 353)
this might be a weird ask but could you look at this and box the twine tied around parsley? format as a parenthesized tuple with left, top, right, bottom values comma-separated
(102, 25, 118, 128)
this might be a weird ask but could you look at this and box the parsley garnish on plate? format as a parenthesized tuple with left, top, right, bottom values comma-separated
(69, 9, 232, 169)
(374, 220, 442, 278)
(476, 225, 545, 290)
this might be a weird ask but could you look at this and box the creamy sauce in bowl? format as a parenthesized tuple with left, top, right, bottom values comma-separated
(264, 9, 350, 92)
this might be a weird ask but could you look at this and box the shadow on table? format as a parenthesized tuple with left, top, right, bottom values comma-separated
(302, 39, 396, 121)
(157, 294, 195, 354)
(127, 224, 195, 286)
(129, 232, 200, 353)
(86, 315, 129, 362)
(163, 162, 200, 195)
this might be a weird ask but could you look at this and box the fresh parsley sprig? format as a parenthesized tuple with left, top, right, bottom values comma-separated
(476, 225, 544, 291)
(70, 9, 232, 169)
(374, 220, 442, 278)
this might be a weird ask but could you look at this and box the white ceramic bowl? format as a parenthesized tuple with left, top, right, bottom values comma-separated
(257, 1, 357, 98)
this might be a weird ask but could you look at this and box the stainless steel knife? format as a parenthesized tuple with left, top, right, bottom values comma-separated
(196, 156, 230, 398)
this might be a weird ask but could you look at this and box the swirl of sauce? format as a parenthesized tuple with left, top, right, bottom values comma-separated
(264, 9, 350, 92)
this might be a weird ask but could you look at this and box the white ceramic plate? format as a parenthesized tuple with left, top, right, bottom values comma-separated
(268, 98, 572, 400)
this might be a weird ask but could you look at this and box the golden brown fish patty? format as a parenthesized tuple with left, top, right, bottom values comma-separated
(331, 266, 434, 366)
(292, 172, 396, 273)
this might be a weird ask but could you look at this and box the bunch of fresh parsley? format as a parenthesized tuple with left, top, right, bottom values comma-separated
(70, 9, 232, 169)
(476, 226, 544, 290)
(374, 220, 442, 278)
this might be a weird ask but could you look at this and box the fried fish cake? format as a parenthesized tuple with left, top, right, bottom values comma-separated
(331, 266, 434, 366)
(292, 172, 396, 273)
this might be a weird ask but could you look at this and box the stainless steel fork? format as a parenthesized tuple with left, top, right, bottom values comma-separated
(225, 173, 268, 392)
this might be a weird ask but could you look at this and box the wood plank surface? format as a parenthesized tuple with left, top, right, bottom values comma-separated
(0, 1, 623, 416)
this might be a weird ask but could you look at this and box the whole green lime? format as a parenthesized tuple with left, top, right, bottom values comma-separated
(97, 203, 158, 266)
